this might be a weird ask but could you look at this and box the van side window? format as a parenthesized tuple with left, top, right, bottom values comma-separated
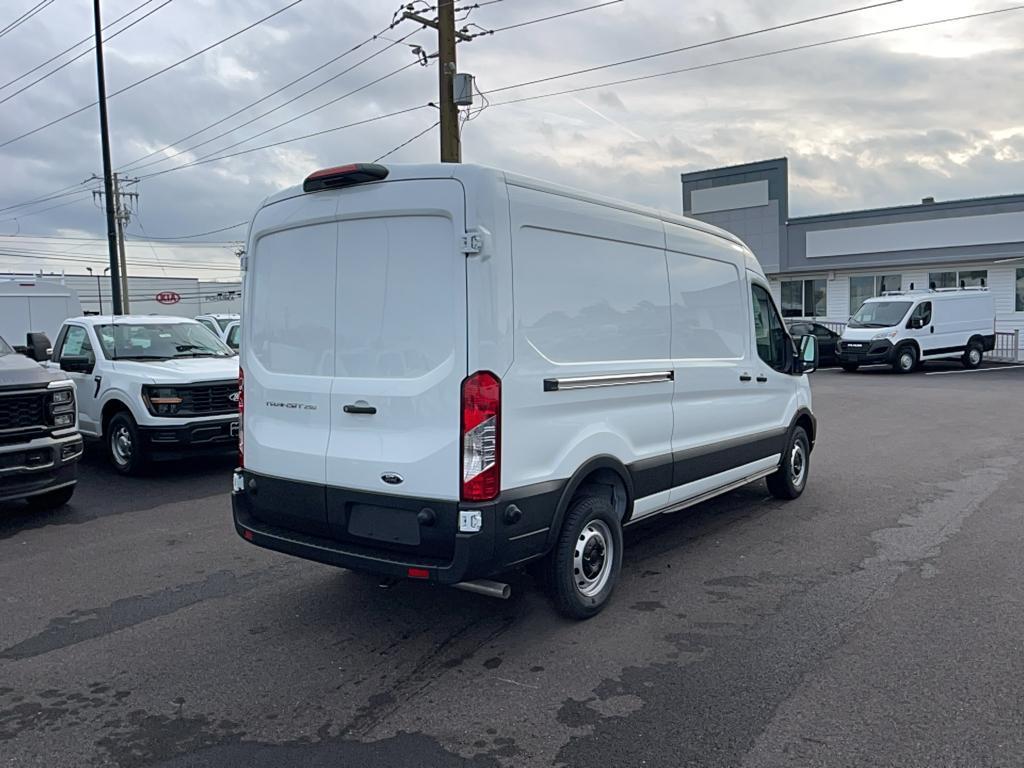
(667, 252, 746, 359)
(909, 302, 932, 327)
(751, 284, 789, 372)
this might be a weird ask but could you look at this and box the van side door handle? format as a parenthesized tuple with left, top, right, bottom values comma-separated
(756, 375, 768, 383)
(739, 373, 752, 382)
(343, 403, 377, 415)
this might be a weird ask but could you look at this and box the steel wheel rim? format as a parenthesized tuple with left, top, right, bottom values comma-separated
(900, 352, 914, 371)
(112, 425, 133, 466)
(574, 519, 613, 598)
(790, 441, 807, 488)
(969, 348, 981, 365)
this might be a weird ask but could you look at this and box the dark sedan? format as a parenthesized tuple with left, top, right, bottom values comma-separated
(787, 321, 841, 367)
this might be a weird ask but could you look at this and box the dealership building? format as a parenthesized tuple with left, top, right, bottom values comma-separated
(681, 158, 1024, 351)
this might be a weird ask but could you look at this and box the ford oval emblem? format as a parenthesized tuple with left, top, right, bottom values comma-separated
(381, 472, 403, 486)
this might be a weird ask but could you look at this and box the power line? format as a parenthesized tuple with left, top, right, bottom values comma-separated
(0, 181, 91, 215)
(1, 0, 160, 92)
(468, 0, 622, 37)
(0, 0, 54, 40)
(485, 4, 1024, 107)
(0, 193, 92, 224)
(124, 222, 248, 240)
(374, 119, 441, 161)
(0, 233, 240, 247)
(0, 249, 240, 272)
(483, 0, 902, 95)
(0, 0, 308, 150)
(119, 14, 418, 171)
(123, 26, 426, 173)
(137, 76, 428, 180)
(0, 0, 177, 107)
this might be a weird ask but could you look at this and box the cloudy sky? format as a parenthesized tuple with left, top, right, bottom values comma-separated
(1, 0, 1022, 277)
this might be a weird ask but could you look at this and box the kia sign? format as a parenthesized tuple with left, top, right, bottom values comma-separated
(155, 291, 181, 305)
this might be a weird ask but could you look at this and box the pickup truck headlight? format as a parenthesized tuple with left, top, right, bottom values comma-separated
(143, 386, 184, 416)
(48, 386, 76, 428)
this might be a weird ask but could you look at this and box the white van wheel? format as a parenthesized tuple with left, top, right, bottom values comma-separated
(893, 346, 917, 374)
(962, 342, 983, 369)
(766, 426, 810, 500)
(544, 493, 622, 620)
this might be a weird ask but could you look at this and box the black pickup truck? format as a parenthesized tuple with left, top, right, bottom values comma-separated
(0, 334, 83, 509)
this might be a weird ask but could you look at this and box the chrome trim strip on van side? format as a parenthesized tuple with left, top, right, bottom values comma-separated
(543, 371, 673, 392)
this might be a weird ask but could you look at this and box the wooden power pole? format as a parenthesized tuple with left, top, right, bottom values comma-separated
(403, 0, 471, 163)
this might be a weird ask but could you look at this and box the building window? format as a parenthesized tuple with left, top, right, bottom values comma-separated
(929, 270, 988, 289)
(780, 279, 826, 318)
(1016, 268, 1024, 312)
(849, 274, 902, 314)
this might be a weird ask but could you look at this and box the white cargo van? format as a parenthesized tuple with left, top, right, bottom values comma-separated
(232, 163, 819, 618)
(837, 288, 995, 373)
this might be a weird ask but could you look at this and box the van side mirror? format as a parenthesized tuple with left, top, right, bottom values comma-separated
(798, 334, 818, 374)
(60, 354, 94, 374)
(26, 332, 51, 362)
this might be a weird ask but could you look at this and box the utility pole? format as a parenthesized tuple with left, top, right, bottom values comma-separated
(92, 173, 138, 314)
(91, 0, 123, 315)
(403, 0, 471, 163)
(436, 0, 460, 163)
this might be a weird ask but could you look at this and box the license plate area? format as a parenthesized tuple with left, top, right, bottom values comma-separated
(347, 504, 421, 547)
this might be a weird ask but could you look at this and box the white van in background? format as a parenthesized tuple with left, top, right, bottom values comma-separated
(0, 279, 82, 359)
(837, 288, 996, 373)
(232, 163, 819, 618)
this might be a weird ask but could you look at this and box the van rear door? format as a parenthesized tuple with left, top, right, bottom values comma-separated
(324, 179, 467, 505)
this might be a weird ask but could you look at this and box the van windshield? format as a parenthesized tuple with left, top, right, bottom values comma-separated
(849, 301, 912, 328)
(97, 322, 235, 360)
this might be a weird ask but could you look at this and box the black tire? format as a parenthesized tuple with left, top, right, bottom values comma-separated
(893, 344, 917, 374)
(766, 426, 810, 500)
(106, 410, 147, 476)
(962, 341, 983, 369)
(840, 363, 859, 373)
(543, 493, 623, 620)
(26, 484, 75, 510)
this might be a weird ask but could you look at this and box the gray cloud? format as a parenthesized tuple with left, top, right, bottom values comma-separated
(0, 0, 1022, 273)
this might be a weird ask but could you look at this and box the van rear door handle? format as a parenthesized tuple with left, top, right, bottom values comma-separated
(756, 375, 768, 383)
(739, 373, 752, 382)
(343, 403, 377, 415)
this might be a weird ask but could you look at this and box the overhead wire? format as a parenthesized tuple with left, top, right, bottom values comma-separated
(123, 25, 427, 172)
(374, 119, 441, 162)
(467, 0, 622, 37)
(1, 0, 160, 92)
(0, 0, 177, 106)
(0, 0, 54, 41)
(485, 4, 1024, 107)
(119, 12, 421, 171)
(0, 0, 308, 150)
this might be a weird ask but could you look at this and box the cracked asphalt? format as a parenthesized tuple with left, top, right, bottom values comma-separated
(1, 363, 1022, 767)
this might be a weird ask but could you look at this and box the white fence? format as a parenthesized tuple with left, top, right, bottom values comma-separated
(992, 331, 1021, 363)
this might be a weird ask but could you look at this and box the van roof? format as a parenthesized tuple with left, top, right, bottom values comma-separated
(863, 288, 990, 303)
(261, 162, 750, 253)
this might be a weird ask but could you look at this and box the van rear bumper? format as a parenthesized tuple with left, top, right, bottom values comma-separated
(232, 470, 563, 584)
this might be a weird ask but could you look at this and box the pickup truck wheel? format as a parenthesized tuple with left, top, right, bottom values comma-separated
(766, 426, 810, 500)
(27, 484, 75, 510)
(107, 411, 146, 476)
(543, 493, 622, 620)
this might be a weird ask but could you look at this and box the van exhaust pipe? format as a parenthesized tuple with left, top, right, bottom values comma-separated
(453, 579, 511, 600)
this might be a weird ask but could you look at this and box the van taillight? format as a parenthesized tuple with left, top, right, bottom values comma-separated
(461, 371, 500, 502)
(238, 367, 245, 468)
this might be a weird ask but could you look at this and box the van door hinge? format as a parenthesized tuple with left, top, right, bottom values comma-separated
(461, 232, 483, 256)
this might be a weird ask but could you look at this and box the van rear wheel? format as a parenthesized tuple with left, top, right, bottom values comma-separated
(544, 493, 622, 620)
(766, 426, 810, 500)
(962, 342, 983, 369)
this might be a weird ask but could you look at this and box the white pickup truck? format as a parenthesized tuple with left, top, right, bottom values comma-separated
(44, 315, 239, 475)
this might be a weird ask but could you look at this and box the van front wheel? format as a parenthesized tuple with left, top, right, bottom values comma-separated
(544, 493, 623, 620)
(766, 426, 810, 500)
(893, 345, 917, 374)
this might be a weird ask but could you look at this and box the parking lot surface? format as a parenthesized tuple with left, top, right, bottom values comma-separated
(2, 363, 1022, 767)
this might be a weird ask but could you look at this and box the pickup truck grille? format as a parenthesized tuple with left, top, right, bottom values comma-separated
(179, 381, 239, 416)
(0, 392, 46, 432)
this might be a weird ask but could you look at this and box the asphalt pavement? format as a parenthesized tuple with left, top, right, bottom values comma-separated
(2, 362, 1023, 767)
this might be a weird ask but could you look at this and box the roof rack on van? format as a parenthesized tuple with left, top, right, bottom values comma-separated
(880, 287, 989, 297)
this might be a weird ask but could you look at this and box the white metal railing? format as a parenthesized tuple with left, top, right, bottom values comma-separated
(991, 331, 1021, 363)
